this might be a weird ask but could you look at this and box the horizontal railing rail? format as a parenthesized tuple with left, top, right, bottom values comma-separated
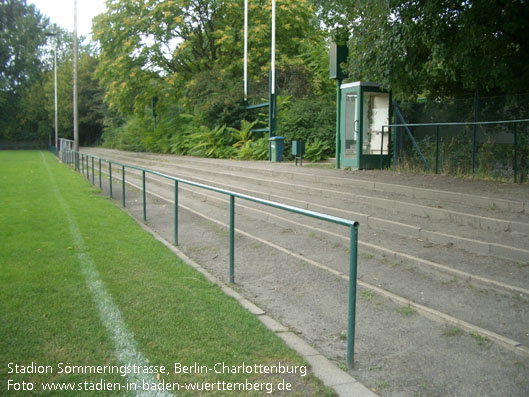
(61, 149, 360, 368)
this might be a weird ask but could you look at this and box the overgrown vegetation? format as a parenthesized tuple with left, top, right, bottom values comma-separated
(2, 0, 528, 172)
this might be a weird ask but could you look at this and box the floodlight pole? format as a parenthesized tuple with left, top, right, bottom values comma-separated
(73, 0, 79, 169)
(53, 26, 58, 151)
(244, 0, 248, 101)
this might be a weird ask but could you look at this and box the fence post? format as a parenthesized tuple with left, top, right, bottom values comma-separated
(347, 224, 359, 369)
(380, 126, 385, 169)
(436, 125, 440, 174)
(142, 170, 146, 222)
(514, 123, 518, 183)
(229, 195, 235, 283)
(472, 93, 479, 177)
(122, 165, 126, 207)
(98, 159, 102, 189)
(91, 157, 94, 185)
(393, 127, 397, 169)
(174, 180, 179, 245)
(81, 154, 84, 175)
(109, 161, 113, 198)
(86, 155, 89, 180)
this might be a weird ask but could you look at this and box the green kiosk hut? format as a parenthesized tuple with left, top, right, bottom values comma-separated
(331, 44, 392, 169)
(339, 82, 391, 169)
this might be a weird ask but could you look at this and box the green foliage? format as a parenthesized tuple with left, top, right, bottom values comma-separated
(186, 124, 236, 158)
(237, 137, 269, 160)
(0, 0, 48, 140)
(304, 139, 331, 162)
(229, 119, 259, 148)
(280, 95, 336, 144)
(316, 0, 529, 99)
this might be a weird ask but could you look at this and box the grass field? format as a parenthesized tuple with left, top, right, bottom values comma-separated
(0, 151, 333, 396)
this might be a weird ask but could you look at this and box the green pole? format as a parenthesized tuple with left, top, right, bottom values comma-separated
(91, 157, 94, 185)
(174, 180, 179, 245)
(472, 92, 479, 176)
(98, 159, 102, 189)
(436, 125, 440, 174)
(229, 195, 235, 283)
(109, 162, 112, 198)
(86, 156, 89, 180)
(142, 170, 146, 222)
(122, 165, 126, 207)
(347, 224, 359, 369)
(514, 123, 518, 183)
(336, 79, 342, 169)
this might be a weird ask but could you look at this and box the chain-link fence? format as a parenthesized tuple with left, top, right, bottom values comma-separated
(392, 94, 529, 182)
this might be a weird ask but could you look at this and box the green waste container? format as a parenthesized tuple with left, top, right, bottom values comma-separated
(269, 136, 285, 162)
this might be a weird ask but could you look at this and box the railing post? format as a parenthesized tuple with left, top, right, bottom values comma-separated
(229, 195, 235, 283)
(436, 125, 440, 174)
(347, 224, 359, 369)
(91, 157, 94, 185)
(142, 170, 146, 222)
(81, 154, 84, 175)
(86, 155, 89, 180)
(174, 180, 179, 245)
(122, 165, 126, 207)
(109, 161, 113, 198)
(98, 159, 102, 189)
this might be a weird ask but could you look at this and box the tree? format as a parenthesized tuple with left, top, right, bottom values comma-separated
(0, 0, 48, 139)
(93, 0, 321, 116)
(314, 0, 529, 99)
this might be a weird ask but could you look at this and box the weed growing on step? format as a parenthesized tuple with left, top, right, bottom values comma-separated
(396, 305, 416, 317)
(469, 331, 489, 346)
(442, 328, 463, 337)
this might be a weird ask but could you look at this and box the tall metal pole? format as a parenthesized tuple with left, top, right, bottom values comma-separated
(53, 28, 58, 151)
(73, 0, 79, 169)
(243, 0, 248, 100)
(271, 0, 275, 96)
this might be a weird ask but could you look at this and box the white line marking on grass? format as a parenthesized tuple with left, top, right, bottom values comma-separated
(41, 153, 172, 396)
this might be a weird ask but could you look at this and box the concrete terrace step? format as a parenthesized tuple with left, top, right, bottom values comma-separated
(101, 164, 529, 350)
(145, 153, 529, 216)
(105, 164, 529, 295)
(91, 150, 529, 233)
(84, 149, 529, 262)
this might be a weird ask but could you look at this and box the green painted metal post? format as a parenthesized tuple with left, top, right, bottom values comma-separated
(472, 93, 479, 177)
(109, 161, 113, 198)
(435, 125, 440, 174)
(514, 123, 518, 183)
(393, 127, 397, 170)
(380, 126, 385, 169)
(98, 159, 102, 189)
(91, 157, 94, 185)
(347, 224, 359, 369)
(142, 170, 146, 222)
(336, 79, 342, 169)
(229, 195, 235, 283)
(174, 180, 179, 245)
(122, 165, 126, 207)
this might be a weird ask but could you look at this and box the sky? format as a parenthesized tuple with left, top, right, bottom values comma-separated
(29, 0, 108, 39)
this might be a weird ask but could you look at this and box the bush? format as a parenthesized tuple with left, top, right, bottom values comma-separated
(280, 95, 336, 159)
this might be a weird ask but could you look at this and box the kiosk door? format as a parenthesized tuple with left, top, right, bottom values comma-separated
(341, 91, 359, 168)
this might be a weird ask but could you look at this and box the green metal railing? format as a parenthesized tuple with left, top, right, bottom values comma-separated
(383, 118, 529, 182)
(61, 149, 360, 368)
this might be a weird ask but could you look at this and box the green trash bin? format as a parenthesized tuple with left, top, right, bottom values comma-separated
(269, 136, 285, 162)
